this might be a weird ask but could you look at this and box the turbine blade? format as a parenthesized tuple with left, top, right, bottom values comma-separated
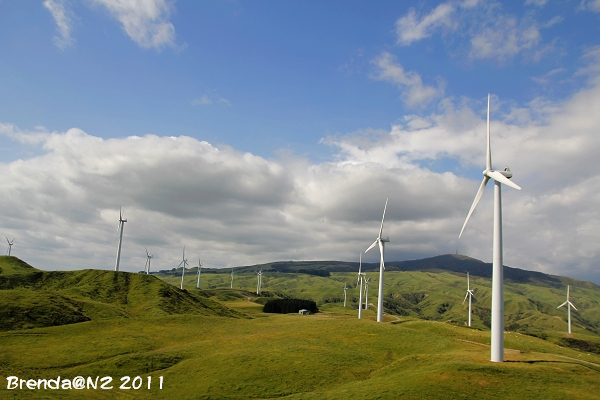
(459, 176, 490, 238)
(557, 301, 568, 309)
(378, 198, 388, 239)
(358, 252, 362, 275)
(487, 170, 521, 190)
(463, 292, 469, 305)
(569, 301, 578, 311)
(365, 240, 378, 253)
(379, 241, 385, 271)
(486, 94, 491, 171)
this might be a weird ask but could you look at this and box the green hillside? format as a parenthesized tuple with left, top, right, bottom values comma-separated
(0, 256, 243, 331)
(157, 256, 600, 344)
(3, 255, 600, 398)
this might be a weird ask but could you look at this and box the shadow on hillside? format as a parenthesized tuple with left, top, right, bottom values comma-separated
(505, 359, 600, 372)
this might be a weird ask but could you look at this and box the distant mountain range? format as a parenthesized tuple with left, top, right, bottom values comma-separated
(168, 254, 597, 290)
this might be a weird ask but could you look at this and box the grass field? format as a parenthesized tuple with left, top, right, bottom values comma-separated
(3, 255, 600, 399)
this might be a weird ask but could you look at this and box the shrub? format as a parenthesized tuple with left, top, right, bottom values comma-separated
(263, 298, 318, 314)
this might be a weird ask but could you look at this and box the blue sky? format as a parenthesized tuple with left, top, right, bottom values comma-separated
(1, 1, 600, 283)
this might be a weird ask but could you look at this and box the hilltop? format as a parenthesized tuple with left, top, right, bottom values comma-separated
(217, 254, 594, 288)
(156, 254, 600, 344)
(0, 256, 243, 331)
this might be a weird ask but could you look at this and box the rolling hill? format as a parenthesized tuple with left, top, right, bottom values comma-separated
(0, 256, 243, 331)
(156, 254, 600, 342)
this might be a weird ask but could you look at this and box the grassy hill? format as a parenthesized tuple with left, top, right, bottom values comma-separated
(2, 311, 600, 399)
(3, 255, 600, 398)
(0, 256, 243, 331)
(156, 255, 600, 346)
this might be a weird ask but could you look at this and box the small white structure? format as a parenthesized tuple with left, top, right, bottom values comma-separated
(299, 309, 312, 315)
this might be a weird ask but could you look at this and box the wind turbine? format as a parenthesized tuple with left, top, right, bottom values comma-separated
(114, 208, 127, 272)
(459, 94, 522, 362)
(365, 198, 390, 323)
(196, 257, 203, 289)
(6, 237, 14, 256)
(256, 268, 262, 294)
(357, 253, 365, 319)
(463, 272, 475, 327)
(144, 248, 153, 274)
(230, 268, 234, 289)
(364, 277, 370, 310)
(343, 283, 348, 307)
(558, 285, 578, 334)
(177, 246, 189, 290)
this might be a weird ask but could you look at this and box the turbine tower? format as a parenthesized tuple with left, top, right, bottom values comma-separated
(366, 198, 390, 323)
(558, 285, 578, 334)
(144, 248, 153, 274)
(196, 257, 203, 289)
(343, 283, 348, 307)
(6, 237, 14, 256)
(463, 272, 475, 327)
(230, 268, 234, 289)
(459, 94, 522, 362)
(177, 246, 189, 290)
(256, 268, 262, 294)
(114, 208, 127, 272)
(357, 253, 365, 319)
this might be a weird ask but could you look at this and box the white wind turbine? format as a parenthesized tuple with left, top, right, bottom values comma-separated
(6, 237, 14, 256)
(357, 253, 365, 319)
(196, 257, 203, 289)
(463, 272, 475, 327)
(230, 268, 234, 289)
(343, 283, 348, 307)
(365, 198, 390, 323)
(177, 246, 189, 290)
(557, 285, 578, 334)
(256, 268, 262, 294)
(114, 208, 127, 272)
(459, 94, 522, 363)
(144, 247, 153, 274)
(364, 277, 370, 310)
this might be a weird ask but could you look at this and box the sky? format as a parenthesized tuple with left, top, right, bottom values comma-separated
(1, 0, 600, 283)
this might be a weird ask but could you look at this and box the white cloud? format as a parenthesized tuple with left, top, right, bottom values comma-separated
(43, 0, 74, 49)
(91, 0, 177, 50)
(191, 95, 231, 107)
(3, 52, 600, 283)
(579, 0, 600, 12)
(469, 16, 541, 61)
(394, 1, 548, 62)
(395, 3, 457, 46)
(576, 46, 600, 79)
(525, 0, 548, 6)
(371, 52, 445, 107)
(191, 95, 212, 106)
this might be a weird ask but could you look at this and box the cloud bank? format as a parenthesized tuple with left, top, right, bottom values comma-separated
(3, 71, 600, 282)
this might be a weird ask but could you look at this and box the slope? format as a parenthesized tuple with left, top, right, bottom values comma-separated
(0, 256, 243, 331)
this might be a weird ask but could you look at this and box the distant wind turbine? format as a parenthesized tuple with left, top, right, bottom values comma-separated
(558, 285, 578, 334)
(196, 257, 203, 289)
(177, 246, 189, 290)
(256, 268, 262, 294)
(357, 253, 365, 319)
(365, 198, 390, 323)
(114, 208, 127, 272)
(230, 268, 234, 289)
(459, 94, 522, 362)
(144, 247, 153, 274)
(343, 283, 348, 307)
(463, 272, 475, 327)
(6, 237, 14, 256)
